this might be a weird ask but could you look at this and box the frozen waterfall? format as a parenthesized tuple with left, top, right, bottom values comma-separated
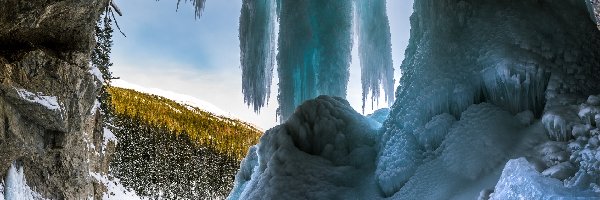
(231, 0, 600, 199)
(355, 0, 395, 112)
(239, 0, 396, 121)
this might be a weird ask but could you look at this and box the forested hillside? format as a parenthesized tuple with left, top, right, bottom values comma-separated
(106, 86, 262, 199)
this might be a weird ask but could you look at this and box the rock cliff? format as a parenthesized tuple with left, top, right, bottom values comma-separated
(0, 0, 110, 199)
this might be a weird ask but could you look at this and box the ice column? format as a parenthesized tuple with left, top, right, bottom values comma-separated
(276, 0, 353, 121)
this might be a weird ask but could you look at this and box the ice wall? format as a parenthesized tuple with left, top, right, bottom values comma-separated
(379, 0, 600, 196)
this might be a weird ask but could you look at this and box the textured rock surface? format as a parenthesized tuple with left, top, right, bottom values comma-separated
(589, 0, 600, 30)
(0, 0, 110, 199)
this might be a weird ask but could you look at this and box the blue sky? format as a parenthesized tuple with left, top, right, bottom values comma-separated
(111, 0, 413, 129)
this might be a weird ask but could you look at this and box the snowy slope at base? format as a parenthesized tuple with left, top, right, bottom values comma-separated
(90, 172, 146, 200)
(111, 79, 231, 118)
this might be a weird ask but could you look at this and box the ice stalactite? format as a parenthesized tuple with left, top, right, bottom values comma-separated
(240, 0, 395, 121)
(240, 0, 277, 112)
(355, 0, 395, 112)
(276, 0, 353, 121)
(176, 0, 206, 18)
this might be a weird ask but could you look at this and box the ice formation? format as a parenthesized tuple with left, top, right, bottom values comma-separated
(231, 0, 600, 199)
(378, 0, 600, 197)
(240, 0, 277, 112)
(355, 0, 395, 112)
(2, 163, 46, 200)
(490, 158, 598, 199)
(229, 96, 381, 199)
(176, 0, 205, 18)
(240, 0, 395, 121)
(275, 0, 354, 121)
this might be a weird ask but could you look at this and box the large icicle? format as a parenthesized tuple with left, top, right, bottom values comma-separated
(276, 0, 354, 121)
(240, 0, 277, 112)
(355, 0, 395, 112)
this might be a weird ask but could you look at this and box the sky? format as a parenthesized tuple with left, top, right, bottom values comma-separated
(110, 0, 414, 129)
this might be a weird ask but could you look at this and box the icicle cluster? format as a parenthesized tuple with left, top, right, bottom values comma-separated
(239, 0, 395, 121)
(276, 0, 354, 121)
(240, 0, 277, 112)
(355, 0, 395, 112)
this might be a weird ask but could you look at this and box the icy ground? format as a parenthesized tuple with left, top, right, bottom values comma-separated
(230, 96, 600, 199)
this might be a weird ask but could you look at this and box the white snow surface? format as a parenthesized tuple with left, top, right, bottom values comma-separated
(89, 66, 104, 83)
(101, 127, 117, 154)
(2, 163, 46, 200)
(90, 172, 146, 200)
(111, 79, 230, 117)
(490, 158, 598, 199)
(14, 88, 61, 111)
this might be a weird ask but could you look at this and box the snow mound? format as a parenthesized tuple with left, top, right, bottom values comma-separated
(229, 96, 381, 199)
(490, 158, 598, 199)
(442, 103, 522, 180)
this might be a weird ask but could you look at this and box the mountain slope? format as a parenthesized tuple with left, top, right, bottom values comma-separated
(108, 86, 261, 160)
(106, 86, 262, 199)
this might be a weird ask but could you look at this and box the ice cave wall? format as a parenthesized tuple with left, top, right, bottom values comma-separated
(232, 0, 600, 199)
(379, 0, 600, 196)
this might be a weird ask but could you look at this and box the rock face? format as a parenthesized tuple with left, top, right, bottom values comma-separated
(0, 0, 110, 199)
(589, 0, 600, 30)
